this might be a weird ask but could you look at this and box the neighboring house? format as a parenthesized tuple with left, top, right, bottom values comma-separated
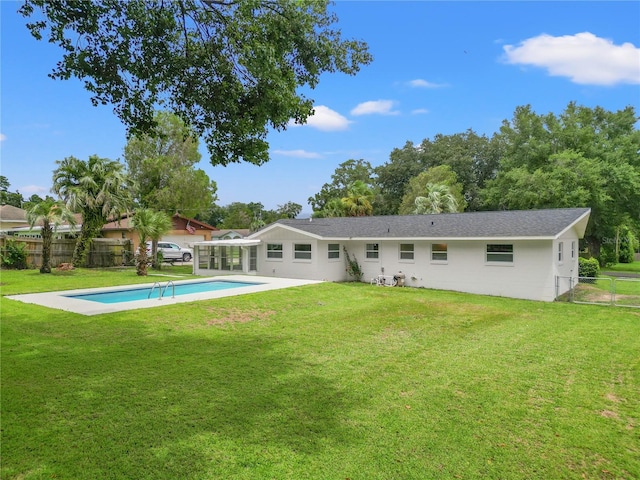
(193, 208, 591, 302)
(0, 205, 28, 231)
(2, 210, 81, 239)
(211, 229, 250, 240)
(102, 213, 218, 252)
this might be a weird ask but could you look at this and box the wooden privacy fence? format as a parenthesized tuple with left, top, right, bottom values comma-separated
(0, 237, 134, 268)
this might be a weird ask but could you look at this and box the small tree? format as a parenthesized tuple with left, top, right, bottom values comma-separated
(341, 180, 374, 217)
(131, 209, 173, 276)
(413, 184, 459, 214)
(27, 198, 76, 273)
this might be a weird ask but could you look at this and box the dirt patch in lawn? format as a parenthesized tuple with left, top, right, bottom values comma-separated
(206, 307, 275, 326)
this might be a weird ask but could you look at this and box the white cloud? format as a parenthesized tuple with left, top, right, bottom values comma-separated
(271, 149, 322, 159)
(411, 108, 429, 115)
(288, 105, 351, 131)
(350, 100, 399, 116)
(0, 133, 6, 142)
(503, 32, 640, 85)
(408, 79, 447, 88)
(21, 185, 49, 195)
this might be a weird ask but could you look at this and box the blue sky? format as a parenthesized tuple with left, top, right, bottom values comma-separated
(1, 1, 639, 214)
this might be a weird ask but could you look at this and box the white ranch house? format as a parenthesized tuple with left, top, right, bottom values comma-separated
(193, 208, 591, 302)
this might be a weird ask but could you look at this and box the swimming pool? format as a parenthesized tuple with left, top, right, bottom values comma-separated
(6, 275, 323, 316)
(65, 279, 261, 304)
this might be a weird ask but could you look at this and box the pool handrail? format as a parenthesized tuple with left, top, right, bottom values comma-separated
(148, 282, 161, 300)
(161, 281, 176, 299)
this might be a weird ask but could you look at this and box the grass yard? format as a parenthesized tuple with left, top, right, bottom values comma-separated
(2, 268, 639, 479)
(606, 261, 640, 274)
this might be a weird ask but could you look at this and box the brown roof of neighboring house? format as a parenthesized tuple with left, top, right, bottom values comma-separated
(101, 213, 218, 231)
(101, 215, 134, 230)
(0, 205, 28, 222)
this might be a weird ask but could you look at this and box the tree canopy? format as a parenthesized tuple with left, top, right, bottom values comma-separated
(124, 111, 217, 218)
(483, 103, 640, 256)
(398, 165, 466, 215)
(308, 101, 638, 264)
(308, 159, 376, 213)
(0, 176, 24, 208)
(20, 0, 372, 166)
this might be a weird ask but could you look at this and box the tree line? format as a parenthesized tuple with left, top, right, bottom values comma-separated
(308, 102, 640, 265)
(3, 102, 639, 270)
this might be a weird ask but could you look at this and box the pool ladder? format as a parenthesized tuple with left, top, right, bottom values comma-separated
(148, 281, 176, 300)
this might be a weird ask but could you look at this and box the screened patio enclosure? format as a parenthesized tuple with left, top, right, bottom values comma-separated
(194, 239, 261, 275)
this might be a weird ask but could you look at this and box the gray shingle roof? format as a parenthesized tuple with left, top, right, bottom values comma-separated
(268, 208, 591, 239)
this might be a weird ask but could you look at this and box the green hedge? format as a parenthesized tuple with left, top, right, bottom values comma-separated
(579, 257, 600, 278)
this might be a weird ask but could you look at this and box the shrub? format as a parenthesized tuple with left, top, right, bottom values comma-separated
(598, 245, 618, 267)
(0, 239, 28, 270)
(579, 257, 599, 278)
(618, 227, 638, 264)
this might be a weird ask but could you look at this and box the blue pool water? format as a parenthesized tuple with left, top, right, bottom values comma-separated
(65, 280, 261, 304)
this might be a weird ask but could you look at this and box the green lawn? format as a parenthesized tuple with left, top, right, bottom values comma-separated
(606, 261, 640, 274)
(2, 268, 639, 479)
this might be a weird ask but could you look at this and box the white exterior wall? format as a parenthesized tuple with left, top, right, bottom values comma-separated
(345, 239, 557, 301)
(553, 231, 581, 298)
(251, 230, 349, 281)
(195, 223, 584, 302)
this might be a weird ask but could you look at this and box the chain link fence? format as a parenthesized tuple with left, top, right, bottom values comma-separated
(556, 276, 640, 308)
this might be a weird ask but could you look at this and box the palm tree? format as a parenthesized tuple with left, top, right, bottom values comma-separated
(131, 209, 173, 276)
(341, 180, 374, 217)
(53, 155, 133, 266)
(414, 183, 459, 214)
(27, 199, 76, 273)
(322, 198, 347, 218)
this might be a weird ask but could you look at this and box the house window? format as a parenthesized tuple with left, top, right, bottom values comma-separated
(431, 243, 448, 261)
(486, 244, 513, 263)
(558, 242, 564, 263)
(198, 246, 211, 269)
(366, 243, 379, 259)
(328, 243, 340, 259)
(571, 241, 576, 259)
(400, 243, 414, 260)
(294, 243, 312, 260)
(210, 246, 220, 269)
(267, 243, 283, 259)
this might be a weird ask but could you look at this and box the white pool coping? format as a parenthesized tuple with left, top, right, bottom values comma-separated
(6, 275, 323, 316)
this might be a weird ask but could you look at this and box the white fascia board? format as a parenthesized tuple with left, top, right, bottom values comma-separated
(193, 239, 261, 247)
(343, 236, 556, 242)
(554, 209, 591, 239)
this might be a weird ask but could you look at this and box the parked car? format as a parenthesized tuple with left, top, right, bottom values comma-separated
(147, 241, 193, 262)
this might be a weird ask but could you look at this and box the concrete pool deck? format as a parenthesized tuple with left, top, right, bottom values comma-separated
(6, 275, 323, 316)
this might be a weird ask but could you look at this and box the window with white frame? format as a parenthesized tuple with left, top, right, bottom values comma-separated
(267, 243, 283, 259)
(486, 244, 513, 263)
(294, 243, 312, 260)
(366, 243, 379, 259)
(198, 246, 211, 269)
(328, 243, 340, 259)
(558, 242, 564, 263)
(571, 241, 576, 259)
(431, 243, 448, 261)
(400, 243, 414, 260)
